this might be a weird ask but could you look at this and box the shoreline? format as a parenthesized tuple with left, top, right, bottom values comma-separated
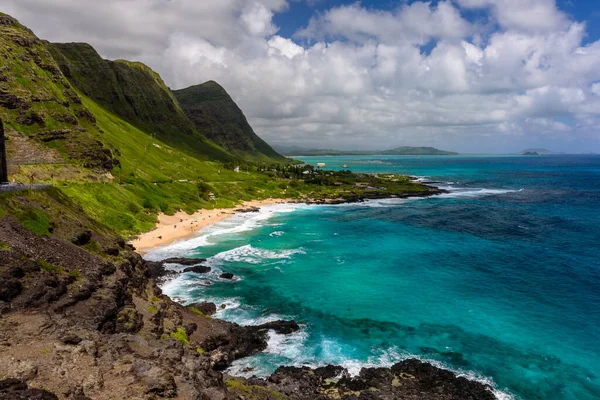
(129, 198, 292, 254)
(131, 187, 445, 255)
(144, 186, 507, 400)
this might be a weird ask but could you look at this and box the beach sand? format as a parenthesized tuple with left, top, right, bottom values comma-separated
(130, 198, 291, 254)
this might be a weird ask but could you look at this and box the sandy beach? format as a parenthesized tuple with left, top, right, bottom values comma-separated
(130, 198, 291, 254)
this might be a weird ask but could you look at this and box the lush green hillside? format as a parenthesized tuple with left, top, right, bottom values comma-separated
(274, 145, 458, 156)
(174, 81, 286, 162)
(0, 13, 119, 171)
(48, 43, 233, 162)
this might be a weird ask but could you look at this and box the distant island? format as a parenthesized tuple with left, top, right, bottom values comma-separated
(274, 145, 459, 156)
(520, 148, 559, 155)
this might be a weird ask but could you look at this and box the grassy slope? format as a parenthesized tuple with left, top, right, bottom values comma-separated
(48, 43, 234, 162)
(62, 95, 291, 236)
(174, 81, 287, 163)
(0, 13, 118, 170)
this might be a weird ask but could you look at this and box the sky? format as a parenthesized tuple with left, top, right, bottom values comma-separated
(3, 0, 600, 153)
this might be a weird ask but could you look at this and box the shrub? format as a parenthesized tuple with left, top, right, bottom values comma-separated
(170, 328, 189, 346)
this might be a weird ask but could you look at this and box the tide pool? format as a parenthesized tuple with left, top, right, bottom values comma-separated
(148, 155, 600, 400)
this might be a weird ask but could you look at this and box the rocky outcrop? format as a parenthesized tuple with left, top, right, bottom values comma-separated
(162, 257, 207, 266)
(183, 265, 211, 274)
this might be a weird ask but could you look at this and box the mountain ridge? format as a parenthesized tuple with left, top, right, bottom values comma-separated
(48, 42, 235, 162)
(174, 81, 287, 162)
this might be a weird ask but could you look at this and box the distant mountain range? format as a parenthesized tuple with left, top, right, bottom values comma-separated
(273, 146, 459, 156)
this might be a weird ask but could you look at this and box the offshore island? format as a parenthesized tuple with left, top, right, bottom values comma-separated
(0, 13, 500, 400)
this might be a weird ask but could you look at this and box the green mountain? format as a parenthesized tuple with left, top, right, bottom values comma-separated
(48, 43, 233, 162)
(273, 145, 458, 156)
(174, 81, 287, 162)
(0, 13, 119, 170)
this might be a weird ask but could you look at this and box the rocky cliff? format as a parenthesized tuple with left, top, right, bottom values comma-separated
(48, 43, 233, 163)
(174, 81, 287, 163)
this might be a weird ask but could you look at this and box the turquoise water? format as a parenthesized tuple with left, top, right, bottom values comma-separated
(149, 155, 600, 400)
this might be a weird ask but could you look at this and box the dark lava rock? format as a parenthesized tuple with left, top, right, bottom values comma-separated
(390, 359, 496, 399)
(314, 365, 346, 380)
(60, 333, 82, 345)
(71, 230, 92, 246)
(183, 265, 211, 274)
(252, 320, 300, 335)
(0, 378, 59, 400)
(189, 302, 217, 316)
(145, 261, 178, 280)
(219, 272, 234, 279)
(236, 206, 260, 213)
(0, 278, 22, 302)
(162, 257, 207, 266)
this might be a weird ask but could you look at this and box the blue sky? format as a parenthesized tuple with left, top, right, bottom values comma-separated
(275, 0, 600, 44)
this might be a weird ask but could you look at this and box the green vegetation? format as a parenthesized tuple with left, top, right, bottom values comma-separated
(146, 305, 159, 314)
(69, 269, 81, 280)
(174, 81, 287, 163)
(15, 208, 53, 236)
(196, 347, 205, 354)
(0, 242, 9, 251)
(38, 259, 62, 274)
(170, 328, 189, 346)
(49, 43, 234, 163)
(188, 306, 205, 316)
(225, 378, 288, 400)
(189, 306, 211, 318)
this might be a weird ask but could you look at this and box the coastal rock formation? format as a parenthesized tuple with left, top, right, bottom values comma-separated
(220, 272, 234, 279)
(183, 265, 212, 274)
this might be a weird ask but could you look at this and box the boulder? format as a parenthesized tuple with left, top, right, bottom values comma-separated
(182, 265, 211, 274)
(71, 230, 92, 246)
(219, 272, 234, 279)
(251, 320, 300, 335)
(162, 257, 207, 266)
(0, 378, 59, 400)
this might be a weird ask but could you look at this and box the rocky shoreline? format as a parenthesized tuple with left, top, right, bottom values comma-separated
(0, 188, 497, 399)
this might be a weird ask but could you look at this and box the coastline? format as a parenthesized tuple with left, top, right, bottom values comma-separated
(130, 198, 292, 254)
(130, 186, 445, 255)
(141, 187, 508, 400)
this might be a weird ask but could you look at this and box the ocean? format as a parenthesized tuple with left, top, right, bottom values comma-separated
(146, 155, 600, 400)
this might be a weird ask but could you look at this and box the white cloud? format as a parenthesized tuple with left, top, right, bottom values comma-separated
(2, 0, 599, 152)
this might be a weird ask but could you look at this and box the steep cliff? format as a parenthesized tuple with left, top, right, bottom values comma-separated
(174, 81, 287, 163)
(48, 43, 233, 162)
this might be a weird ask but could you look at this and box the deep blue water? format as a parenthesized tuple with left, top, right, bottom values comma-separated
(149, 155, 600, 400)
